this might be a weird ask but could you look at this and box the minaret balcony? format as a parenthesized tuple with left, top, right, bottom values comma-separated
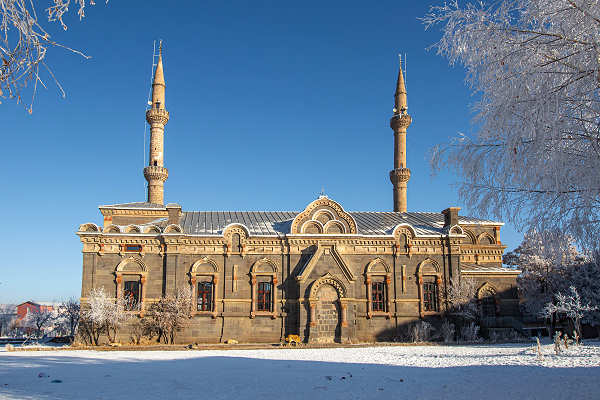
(390, 113, 412, 131)
(146, 108, 170, 125)
(144, 166, 169, 182)
(389, 168, 411, 184)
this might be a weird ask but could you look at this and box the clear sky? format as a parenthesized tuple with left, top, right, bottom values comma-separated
(0, 0, 523, 303)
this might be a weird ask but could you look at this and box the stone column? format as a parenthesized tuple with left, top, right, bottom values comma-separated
(366, 277, 372, 318)
(272, 277, 278, 318)
(340, 301, 348, 327)
(190, 276, 197, 313)
(212, 276, 219, 318)
(250, 277, 256, 318)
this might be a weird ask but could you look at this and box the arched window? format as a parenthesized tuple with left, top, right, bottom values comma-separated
(417, 259, 442, 317)
(422, 279, 439, 312)
(197, 281, 214, 312)
(115, 257, 148, 314)
(372, 282, 386, 312)
(257, 282, 272, 311)
(364, 259, 391, 318)
(250, 258, 278, 318)
(124, 280, 141, 311)
(190, 258, 220, 317)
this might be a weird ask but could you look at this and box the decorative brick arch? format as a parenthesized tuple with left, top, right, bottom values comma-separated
(449, 225, 464, 236)
(393, 224, 415, 255)
(164, 224, 183, 233)
(115, 256, 148, 315)
(104, 224, 122, 234)
(463, 229, 477, 244)
(308, 273, 349, 331)
(477, 282, 500, 317)
(223, 223, 250, 256)
(416, 258, 442, 317)
(79, 223, 100, 233)
(309, 273, 347, 299)
(189, 257, 220, 317)
(144, 225, 162, 234)
(477, 232, 496, 245)
(364, 258, 392, 319)
(250, 258, 279, 319)
(291, 197, 357, 235)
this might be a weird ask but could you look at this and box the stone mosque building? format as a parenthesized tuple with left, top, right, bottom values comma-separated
(77, 47, 521, 343)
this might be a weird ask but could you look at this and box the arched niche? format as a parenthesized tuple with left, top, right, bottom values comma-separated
(307, 273, 349, 331)
(164, 224, 183, 234)
(449, 225, 464, 236)
(291, 197, 357, 235)
(324, 220, 345, 234)
(223, 224, 249, 255)
(392, 224, 415, 254)
(301, 220, 323, 234)
(103, 224, 121, 234)
(477, 232, 496, 245)
(79, 223, 100, 233)
(144, 225, 162, 234)
(463, 229, 476, 244)
(124, 225, 141, 234)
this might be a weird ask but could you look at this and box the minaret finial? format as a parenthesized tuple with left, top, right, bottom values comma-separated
(394, 54, 408, 115)
(144, 42, 169, 205)
(389, 54, 412, 212)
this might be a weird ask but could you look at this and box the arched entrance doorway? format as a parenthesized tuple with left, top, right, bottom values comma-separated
(315, 284, 341, 343)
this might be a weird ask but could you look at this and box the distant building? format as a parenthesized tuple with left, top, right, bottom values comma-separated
(16, 301, 56, 321)
(77, 48, 521, 344)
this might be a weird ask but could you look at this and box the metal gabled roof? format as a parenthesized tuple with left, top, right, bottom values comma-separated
(111, 206, 502, 237)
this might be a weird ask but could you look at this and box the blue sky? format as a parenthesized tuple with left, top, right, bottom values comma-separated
(0, 1, 523, 303)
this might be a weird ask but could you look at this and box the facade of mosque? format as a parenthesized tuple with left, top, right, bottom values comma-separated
(77, 49, 520, 344)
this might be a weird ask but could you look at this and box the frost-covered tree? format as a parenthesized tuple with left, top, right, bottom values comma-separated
(447, 277, 478, 321)
(425, 1, 600, 247)
(562, 260, 600, 335)
(542, 286, 598, 340)
(81, 287, 128, 344)
(145, 288, 191, 344)
(506, 229, 586, 317)
(1, 0, 107, 112)
(56, 298, 80, 337)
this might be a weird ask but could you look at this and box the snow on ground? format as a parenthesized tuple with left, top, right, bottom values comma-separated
(1, 342, 599, 399)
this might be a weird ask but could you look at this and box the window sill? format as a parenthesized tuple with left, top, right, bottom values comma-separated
(367, 312, 391, 319)
(250, 311, 277, 319)
(192, 311, 217, 318)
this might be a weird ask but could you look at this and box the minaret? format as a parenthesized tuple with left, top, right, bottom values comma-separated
(144, 43, 169, 205)
(389, 56, 412, 212)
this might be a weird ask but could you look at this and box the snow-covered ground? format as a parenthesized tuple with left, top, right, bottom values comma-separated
(1, 342, 599, 399)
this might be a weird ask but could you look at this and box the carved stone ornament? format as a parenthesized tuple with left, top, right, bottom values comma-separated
(309, 273, 346, 299)
(290, 197, 357, 235)
(389, 168, 411, 185)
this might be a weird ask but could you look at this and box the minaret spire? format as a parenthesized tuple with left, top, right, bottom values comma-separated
(389, 55, 412, 212)
(144, 41, 169, 205)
